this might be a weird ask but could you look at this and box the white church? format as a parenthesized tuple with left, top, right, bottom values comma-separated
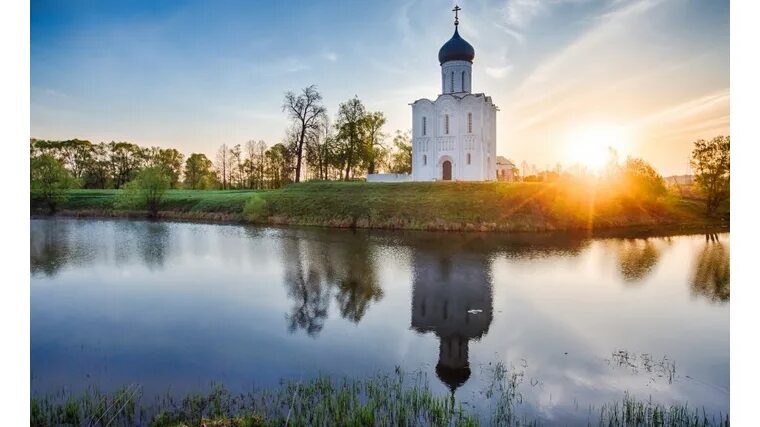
(369, 6, 499, 182)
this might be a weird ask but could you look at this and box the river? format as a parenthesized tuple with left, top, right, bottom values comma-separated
(30, 218, 729, 423)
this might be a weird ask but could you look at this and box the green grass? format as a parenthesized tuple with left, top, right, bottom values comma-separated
(30, 367, 729, 427)
(32, 181, 727, 232)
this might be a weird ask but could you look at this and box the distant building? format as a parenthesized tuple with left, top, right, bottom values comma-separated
(664, 175, 694, 186)
(496, 156, 517, 182)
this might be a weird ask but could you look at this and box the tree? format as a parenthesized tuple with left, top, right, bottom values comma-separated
(109, 142, 144, 188)
(265, 143, 292, 189)
(82, 142, 112, 189)
(361, 112, 387, 174)
(215, 144, 232, 190)
(116, 166, 171, 217)
(621, 157, 666, 198)
(690, 136, 730, 216)
(154, 148, 185, 188)
(389, 130, 412, 174)
(184, 153, 215, 189)
(282, 85, 327, 183)
(229, 144, 243, 188)
(31, 154, 77, 213)
(335, 96, 367, 180)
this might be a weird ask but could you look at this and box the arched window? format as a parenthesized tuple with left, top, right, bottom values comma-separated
(467, 153, 471, 165)
(462, 71, 466, 91)
(423, 154, 427, 165)
(467, 112, 472, 133)
(422, 116, 427, 136)
(450, 72, 454, 92)
(444, 114, 449, 134)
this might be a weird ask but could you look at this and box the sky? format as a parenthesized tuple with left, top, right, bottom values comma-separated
(31, 0, 729, 176)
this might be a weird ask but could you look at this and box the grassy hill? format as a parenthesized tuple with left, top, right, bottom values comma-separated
(32, 181, 727, 232)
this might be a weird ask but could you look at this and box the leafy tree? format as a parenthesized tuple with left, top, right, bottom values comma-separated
(109, 142, 144, 188)
(282, 85, 327, 183)
(362, 112, 387, 174)
(31, 155, 77, 213)
(184, 153, 215, 189)
(265, 143, 293, 188)
(335, 96, 367, 180)
(116, 167, 171, 217)
(690, 136, 730, 216)
(621, 157, 666, 199)
(389, 130, 412, 174)
(82, 142, 112, 189)
(154, 148, 185, 188)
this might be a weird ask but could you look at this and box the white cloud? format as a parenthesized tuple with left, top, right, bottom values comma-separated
(324, 52, 338, 62)
(502, 0, 545, 29)
(485, 65, 513, 79)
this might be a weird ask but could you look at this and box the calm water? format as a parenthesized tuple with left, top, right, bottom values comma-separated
(30, 218, 729, 422)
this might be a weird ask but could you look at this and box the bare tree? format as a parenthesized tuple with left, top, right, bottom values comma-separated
(215, 143, 230, 190)
(282, 85, 327, 183)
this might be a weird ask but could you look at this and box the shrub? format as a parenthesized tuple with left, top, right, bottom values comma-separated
(243, 194, 269, 222)
(115, 167, 171, 217)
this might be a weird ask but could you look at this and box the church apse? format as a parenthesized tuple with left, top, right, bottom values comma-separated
(410, 249, 494, 393)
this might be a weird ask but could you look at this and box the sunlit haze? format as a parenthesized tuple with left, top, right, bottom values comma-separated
(31, 0, 729, 176)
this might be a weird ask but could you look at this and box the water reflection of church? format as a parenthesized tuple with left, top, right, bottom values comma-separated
(411, 250, 494, 392)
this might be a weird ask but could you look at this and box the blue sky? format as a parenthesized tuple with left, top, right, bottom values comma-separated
(31, 0, 729, 175)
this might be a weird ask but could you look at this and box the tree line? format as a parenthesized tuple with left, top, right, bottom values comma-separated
(29, 86, 412, 192)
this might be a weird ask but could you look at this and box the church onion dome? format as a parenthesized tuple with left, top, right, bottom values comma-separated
(438, 27, 475, 64)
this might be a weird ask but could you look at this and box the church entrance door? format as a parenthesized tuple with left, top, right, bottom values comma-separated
(442, 161, 452, 181)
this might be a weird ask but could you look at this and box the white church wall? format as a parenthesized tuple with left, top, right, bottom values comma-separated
(367, 173, 413, 183)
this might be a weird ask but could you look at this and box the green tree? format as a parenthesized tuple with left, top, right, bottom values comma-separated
(389, 130, 412, 174)
(621, 157, 666, 199)
(109, 142, 144, 188)
(81, 142, 112, 189)
(31, 155, 77, 213)
(335, 96, 367, 180)
(184, 153, 215, 189)
(690, 136, 730, 216)
(116, 167, 171, 217)
(362, 111, 387, 174)
(265, 143, 293, 188)
(154, 148, 185, 188)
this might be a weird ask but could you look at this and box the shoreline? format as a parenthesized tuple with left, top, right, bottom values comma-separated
(32, 208, 729, 239)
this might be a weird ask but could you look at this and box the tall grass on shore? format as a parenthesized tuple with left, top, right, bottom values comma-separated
(31, 365, 729, 427)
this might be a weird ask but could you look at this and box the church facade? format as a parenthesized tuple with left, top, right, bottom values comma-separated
(411, 8, 498, 182)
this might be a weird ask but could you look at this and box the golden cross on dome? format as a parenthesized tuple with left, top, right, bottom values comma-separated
(452, 5, 461, 26)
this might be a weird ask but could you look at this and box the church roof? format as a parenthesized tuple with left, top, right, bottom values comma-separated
(496, 156, 514, 166)
(438, 27, 475, 64)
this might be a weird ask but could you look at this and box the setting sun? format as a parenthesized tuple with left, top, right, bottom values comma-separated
(564, 123, 630, 172)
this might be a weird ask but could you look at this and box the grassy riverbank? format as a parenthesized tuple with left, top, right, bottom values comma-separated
(31, 181, 728, 232)
(31, 367, 729, 427)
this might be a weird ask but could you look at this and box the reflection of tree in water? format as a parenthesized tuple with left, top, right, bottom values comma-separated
(691, 234, 729, 302)
(283, 239, 331, 336)
(31, 220, 89, 276)
(133, 221, 169, 269)
(334, 246, 383, 323)
(613, 238, 663, 283)
(280, 232, 382, 335)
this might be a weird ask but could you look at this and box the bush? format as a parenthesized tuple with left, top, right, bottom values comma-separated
(115, 167, 171, 217)
(243, 194, 269, 222)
